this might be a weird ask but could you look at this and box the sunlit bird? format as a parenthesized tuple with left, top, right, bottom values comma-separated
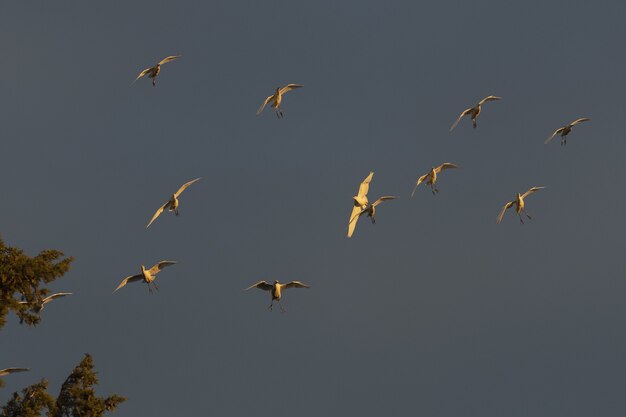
(450, 95, 501, 131)
(19, 292, 72, 313)
(245, 280, 309, 312)
(0, 368, 29, 377)
(147, 178, 201, 228)
(256, 84, 303, 118)
(411, 163, 458, 196)
(347, 172, 396, 238)
(544, 118, 591, 146)
(496, 186, 546, 224)
(132, 55, 181, 87)
(113, 261, 177, 293)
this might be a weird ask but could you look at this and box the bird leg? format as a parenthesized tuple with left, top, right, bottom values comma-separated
(518, 213, 524, 224)
(472, 118, 477, 128)
(267, 300, 274, 311)
(152, 78, 156, 87)
(278, 300, 286, 314)
(175, 208, 179, 216)
(523, 209, 532, 220)
(153, 282, 160, 292)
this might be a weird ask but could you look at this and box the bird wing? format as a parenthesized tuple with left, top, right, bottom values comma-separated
(449, 108, 473, 131)
(174, 177, 201, 198)
(357, 172, 374, 198)
(41, 292, 72, 305)
(256, 95, 275, 115)
(146, 202, 169, 228)
(281, 281, 310, 290)
(411, 173, 429, 197)
(158, 55, 181, 65)
(372, 196, 398, 207)
(113, 274, 143, 293)
(545, 127, 565, 144)
(148, 261, 177, 275)
(521, 186, 545, 199)
(478, 95, 502, 105)
(435, 162, 458, 173)
(0, 368, 29, 377)
(347, 206, 363, 238)
(570, 117, 590, 127)
(132, 67, 153, 85)
(245, 281, 273, 291)
(496, 201, 515, 224)
(279, 84, 304, 95)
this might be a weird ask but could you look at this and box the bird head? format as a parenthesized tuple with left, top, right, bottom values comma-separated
(274, 280, 280, 284)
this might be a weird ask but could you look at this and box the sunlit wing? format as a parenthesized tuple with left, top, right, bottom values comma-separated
(174, 177, 201, 198)
(41, 292, 72, 305)
(544, 127, 564, 144)
(570, 117, 590, 127)
(449, 108, 472, 131)
(521, 186, 545, 199)
(158, 55, 181, 66)
(411, 174, 429, 197)
(0, 368, 29, 377)
(478, 95, 501, 105)
(281, 281, 310, 290)
(245, 281, 273, 291)
(132, 67, 153, 85)
(496, 201, 515, 224)
(347, 206, 362, 238)
(256, 95, 275, 115)
(372, 196, 398, 207)
(148, 261, 177, 275)
(349, 205, 366, 225)
(146, 202, 168, 228)
(113, 274, 144, 293)
(357, 172, 374, 198)
(279, 84, 303, 95)
(435, 162, 458, 173)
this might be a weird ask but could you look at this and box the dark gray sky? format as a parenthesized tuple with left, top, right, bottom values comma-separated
(2, 1, 626, 416)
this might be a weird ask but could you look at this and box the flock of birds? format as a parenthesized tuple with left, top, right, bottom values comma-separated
(3, 54, 593, 385)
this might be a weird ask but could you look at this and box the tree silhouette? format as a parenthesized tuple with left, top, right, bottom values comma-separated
(1, 354, 125, 417)
(0, 379, 55, 417)
(0, 237, 73, 328)
(52, 354, 125, 417)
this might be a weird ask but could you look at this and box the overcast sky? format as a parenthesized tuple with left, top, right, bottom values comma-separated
(2, 1, 626, 416)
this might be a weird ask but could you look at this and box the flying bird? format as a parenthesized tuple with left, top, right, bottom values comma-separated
(0, 368, 29, 377)
(496, 186, 546, 224)
(146, 178, 201, 228)
(132, 55, 181, 87)
(245, 280, 309, 312)
(347, 172, 396, 238)
(113, 261, 177, 293)
(256, 84, 303, 118)
(18, 292, 72, 313)
(450, 95, 501, 131)
(411, 163, 458, 196)
(544, 118, 591, 146)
